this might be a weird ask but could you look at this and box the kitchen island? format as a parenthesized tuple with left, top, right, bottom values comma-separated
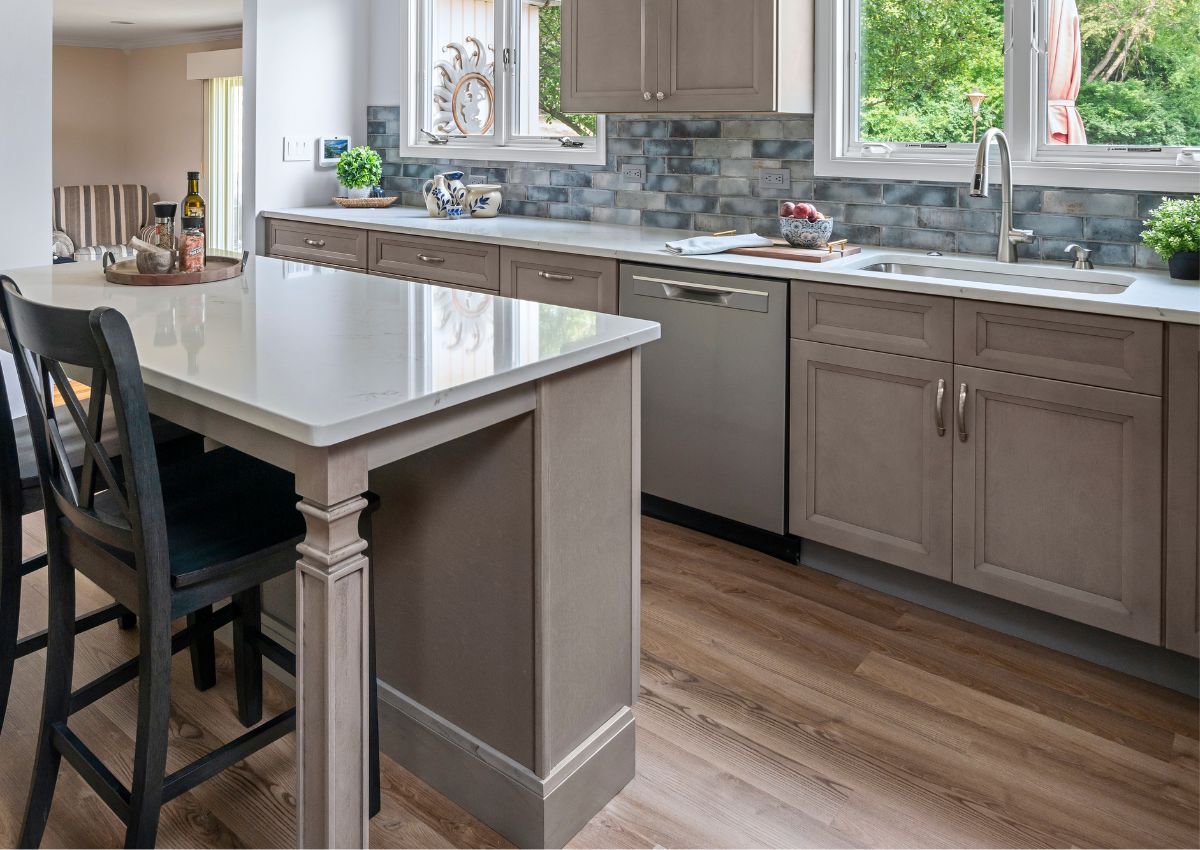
(0, 256, 659, 849)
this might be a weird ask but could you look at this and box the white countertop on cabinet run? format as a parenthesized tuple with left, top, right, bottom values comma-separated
(263, 206, 1200, 324)
(0, 256, 660, 446)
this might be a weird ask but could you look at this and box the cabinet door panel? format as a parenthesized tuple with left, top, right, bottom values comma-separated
(791, 281, 954, 360)
(1165, 323, 1199, 656)
(267, 220, 367, 269)
(656, 0, 776, 111)
(790, 341, 954, 579)
(561, 0, 655, 113)
(953, 366, 1162, 642)
(499, 248, 618, 313)
(368, 232, 499, 291)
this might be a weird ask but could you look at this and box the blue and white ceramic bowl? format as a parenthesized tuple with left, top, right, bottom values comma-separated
(780, 216, 834, 248)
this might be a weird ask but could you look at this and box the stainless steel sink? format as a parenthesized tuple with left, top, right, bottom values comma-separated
(851, 256, 1134, 294)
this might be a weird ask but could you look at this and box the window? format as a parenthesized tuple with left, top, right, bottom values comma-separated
(401, 0, 603, 163)
(817, 0, 1200, 190)
(203, 76, 243, 253)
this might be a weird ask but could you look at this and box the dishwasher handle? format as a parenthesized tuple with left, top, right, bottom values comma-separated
(630, 275, 771, 312)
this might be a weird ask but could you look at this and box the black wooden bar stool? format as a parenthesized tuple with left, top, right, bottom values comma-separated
(0, 325, 206, 737)
(1, 278, 380, 848)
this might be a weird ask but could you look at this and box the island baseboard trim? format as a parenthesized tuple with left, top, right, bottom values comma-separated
(376, 681, 635, 848)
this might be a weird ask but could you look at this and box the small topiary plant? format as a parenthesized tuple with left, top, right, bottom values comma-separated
(336, 146, 383, 190)
(1142, 196, 1200, 263)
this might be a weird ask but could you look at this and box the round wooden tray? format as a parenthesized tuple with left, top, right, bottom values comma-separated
(103, 251, 248, 286)
(332, 196, 399, 209)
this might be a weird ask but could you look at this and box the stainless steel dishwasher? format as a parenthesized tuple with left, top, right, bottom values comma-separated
(620, 264, 787, 533)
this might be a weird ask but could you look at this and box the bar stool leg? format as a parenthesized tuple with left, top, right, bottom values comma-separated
(117, 611, 137, 631)
(232, 587, 263, 728)
(18, 549, 76, 849)
(124, 616, 172, 849)
(186, 604, 217, 691)
(0, 518, 22, 736)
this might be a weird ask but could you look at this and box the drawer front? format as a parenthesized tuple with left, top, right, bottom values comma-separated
(955, 301, 1163, 394)
(499, 248, 618, 313)
(369, 232, 499, 291)
(267, 219, 367, 269)
(791, 281, 954, 361)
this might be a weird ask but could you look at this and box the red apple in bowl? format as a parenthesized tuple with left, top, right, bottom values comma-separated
(780, 202, 796, 217)
(792, 202, 814, 219)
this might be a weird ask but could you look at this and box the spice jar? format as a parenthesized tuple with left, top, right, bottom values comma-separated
(151, 202, 177, 255)
(179, 224, 205, 273)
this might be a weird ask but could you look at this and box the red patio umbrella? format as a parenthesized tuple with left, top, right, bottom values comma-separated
(1047, 0, 1088, 144)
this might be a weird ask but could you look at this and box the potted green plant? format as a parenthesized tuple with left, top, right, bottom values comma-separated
(336, 146, 383, 199)
(1142, 196, 1200, 281)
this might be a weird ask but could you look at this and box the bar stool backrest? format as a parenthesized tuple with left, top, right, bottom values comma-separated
(0, 277, 169, 611)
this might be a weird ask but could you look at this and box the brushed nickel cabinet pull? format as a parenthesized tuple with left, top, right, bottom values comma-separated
(304, 238, 326, 248)
(935, 378, 946, 437)
(417, 254, 445, 264)
(537, 271, 575, 282)
(957, 382, 969, 442)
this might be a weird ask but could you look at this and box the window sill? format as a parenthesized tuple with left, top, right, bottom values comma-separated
(815, 150, 1199, 194)
(394, 141, 607, 167)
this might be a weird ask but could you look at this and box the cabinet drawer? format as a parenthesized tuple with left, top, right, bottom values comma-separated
(499, 248, 618, 313)
(791, 281, 954, 361)
(266, 219, 367, 269)
(955, 301, 1163, 394)
(369, 232, 499, 291)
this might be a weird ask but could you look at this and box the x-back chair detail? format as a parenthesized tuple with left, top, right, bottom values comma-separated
(0, 277, 380, 848)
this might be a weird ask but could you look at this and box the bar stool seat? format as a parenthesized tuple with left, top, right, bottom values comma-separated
(88, 447, 305, 591)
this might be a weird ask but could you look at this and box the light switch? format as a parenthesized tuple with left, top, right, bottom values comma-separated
(283, 137, 312, 162)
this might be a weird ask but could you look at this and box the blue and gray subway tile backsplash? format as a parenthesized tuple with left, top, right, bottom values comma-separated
(368, 108, 1191, 269)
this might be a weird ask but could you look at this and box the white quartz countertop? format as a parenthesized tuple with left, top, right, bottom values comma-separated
(263, 206, 1200, 324)
(0, 256, 660, 446)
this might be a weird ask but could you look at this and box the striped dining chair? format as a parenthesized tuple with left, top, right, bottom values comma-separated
(51, 185, 157, 263)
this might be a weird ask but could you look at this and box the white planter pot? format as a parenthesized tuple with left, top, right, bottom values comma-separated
(340, 186, 371, 199)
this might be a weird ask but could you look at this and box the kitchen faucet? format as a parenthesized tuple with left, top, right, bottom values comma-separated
(970, 128, 1034, 263)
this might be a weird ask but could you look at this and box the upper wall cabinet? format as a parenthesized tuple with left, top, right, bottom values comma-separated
(561, 0, 813, 114)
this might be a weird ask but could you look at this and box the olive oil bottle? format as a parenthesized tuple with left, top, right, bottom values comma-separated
(181, 171, 206, 258)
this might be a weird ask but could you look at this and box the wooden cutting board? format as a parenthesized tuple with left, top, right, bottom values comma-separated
(728, 239, 861, 263)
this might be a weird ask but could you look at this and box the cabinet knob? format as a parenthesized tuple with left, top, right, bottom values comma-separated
(643, 91, 652, 101)
(655, 91, 665, 101)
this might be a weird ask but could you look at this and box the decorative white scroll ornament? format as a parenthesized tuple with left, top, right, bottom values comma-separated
(433, 36, 495, 135)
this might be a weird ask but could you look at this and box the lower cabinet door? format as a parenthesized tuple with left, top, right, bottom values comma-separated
(790, 340, 954, 579)
(1164, 323, 1199, 657)
(953, 365, 1162, 642)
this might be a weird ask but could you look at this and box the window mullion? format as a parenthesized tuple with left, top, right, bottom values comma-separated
(1007, 0, 1036, 164)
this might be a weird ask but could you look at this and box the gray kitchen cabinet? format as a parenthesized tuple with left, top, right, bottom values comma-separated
(368, 232, 499, 291)
(561, 0, 812, 114)
(1165, 323, 1199, 657)
(499, 248, 619, 313)
(266, 219, 368, 269)
(952, 365, 1163, 643)
(789, 340, 954, 579)
(560, 0, 656, 113)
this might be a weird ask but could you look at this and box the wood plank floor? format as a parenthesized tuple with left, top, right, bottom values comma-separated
(1, 513, 1196, 848)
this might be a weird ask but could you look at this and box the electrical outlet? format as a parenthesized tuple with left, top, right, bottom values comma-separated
(466, 174, 489, 185)
(757, 168, 790, 191)
(621, 165, 646, 182)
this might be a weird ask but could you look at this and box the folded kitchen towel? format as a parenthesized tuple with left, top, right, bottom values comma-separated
(664, 233, 773, 256)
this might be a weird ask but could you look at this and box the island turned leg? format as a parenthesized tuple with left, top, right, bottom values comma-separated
(294, 446, 371, 849)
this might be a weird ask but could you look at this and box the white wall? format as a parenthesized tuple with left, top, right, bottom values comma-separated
(369, 0, 404, 106)
(244, 0, 370, 253)
(0, 0, 53, 415)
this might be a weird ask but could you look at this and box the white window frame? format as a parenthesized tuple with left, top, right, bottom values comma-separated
(815, 0, 1200, 192)
(396, 0, 605, 165)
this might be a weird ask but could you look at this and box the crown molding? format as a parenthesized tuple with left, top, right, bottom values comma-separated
(54, 26, 242, 51)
